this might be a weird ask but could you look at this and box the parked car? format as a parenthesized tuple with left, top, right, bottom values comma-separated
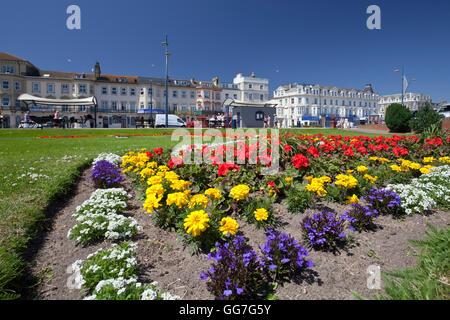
(18, 120, 42, 129)
(437, 104, 450, 119)
(154, 114, 186, 128)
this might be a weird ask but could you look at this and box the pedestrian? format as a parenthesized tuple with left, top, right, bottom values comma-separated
(267, 114, 271, 128)
(24, 111, 30, 123)
(0, 112, 3, 128)
(263, 114, 267, 128)
(274, 114, 278, 128)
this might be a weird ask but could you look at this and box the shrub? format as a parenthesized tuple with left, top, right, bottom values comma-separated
(385, 103, 412, 133)
(341, 203, 379, 232)
(301, 211, 347, 251)
(91, 160, 125, 188)
(409, 103, 442, 134)
(259, 230, 313, 281)
(200, 236, 269, 300)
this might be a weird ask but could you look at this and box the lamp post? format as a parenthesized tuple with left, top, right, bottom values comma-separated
(162, 35, 170, 128)
(149, 82, 153, 128)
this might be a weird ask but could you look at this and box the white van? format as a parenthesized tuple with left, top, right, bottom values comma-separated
(154, 114, 187, 128)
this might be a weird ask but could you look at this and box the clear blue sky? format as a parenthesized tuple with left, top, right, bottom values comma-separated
(1, 0, 449, 101)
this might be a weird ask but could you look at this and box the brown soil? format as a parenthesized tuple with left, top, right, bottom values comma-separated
(26, 168, 450, 300)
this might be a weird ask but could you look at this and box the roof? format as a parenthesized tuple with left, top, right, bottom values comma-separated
(0, 52, 28, 62)
(38, 70, 139, 83)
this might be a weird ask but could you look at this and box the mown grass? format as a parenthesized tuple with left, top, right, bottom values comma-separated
(0, 127, 397, 299)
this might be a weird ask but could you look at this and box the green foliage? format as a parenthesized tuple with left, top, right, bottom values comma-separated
(287, 187, 313, 214)
(376, 224, 450, 300)
(409, 103, 442, 134)
(385, 103, 412, 133)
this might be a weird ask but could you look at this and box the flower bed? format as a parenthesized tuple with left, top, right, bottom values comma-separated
(118, 132, 449, 299)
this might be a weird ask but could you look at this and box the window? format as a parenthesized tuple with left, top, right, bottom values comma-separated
(47, 83, 55, 93)
(2, 97, 10, 106)
(121, 88, 127, 95)
(79, 84, 87, 93)
(260, 85, 264, 90)
(15, 82, 21, 91)
(121, 102, 127, 111)
(190, 91, 195, 99)
(248, 84, 253, 89)
(111, 101, 117, 111)
(130, 88, 135, 96)
(225, 93, 229, 99)
(79, 105, 86, 112)
(62, 84, 69, 94)
(2, 81, 9, 90)
(62, 105, 69, 112)
(260, 94, 264, 101)
(102, 87, 107, 94)
(291, 98, 294, 104)
(2, 65, 14, 74)
(32, 83, 40, 92)
(233, 94, 237, 99)
(173, 104, 178, 111)
(101, 101, 108, 112)
(215, 93, 220, 100)
(255, 111, 264, 121)
(111, 87, 117, 95)
(182, 91, 186, 98)
(172, 90, 177, 98)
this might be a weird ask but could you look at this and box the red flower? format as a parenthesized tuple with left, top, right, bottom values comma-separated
(168, 157, 183, 168)
(292, 154, 309, 168)
(356, 147, 368, 155)
(392, 147, 409, 157)
(268, 181, 275, 188)
(145, 152, 154, 158)
(307, 146, 319, 158)
(153, 148, 164, 155)
(283, 145, 293, 153)
(218, 162, 240, 177)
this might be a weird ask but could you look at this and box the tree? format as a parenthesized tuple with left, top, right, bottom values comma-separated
(385, 103, 412, 133)
(408, 102, 442, 133)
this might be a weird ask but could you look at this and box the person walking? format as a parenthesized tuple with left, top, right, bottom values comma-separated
(263, 114, 267, 128)
(267, 114, 271, 128)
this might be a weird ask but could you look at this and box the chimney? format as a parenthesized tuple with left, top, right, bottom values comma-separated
(94, 62, 101, 79)
(364, 84, 374, 93)
(250, 72, 255, 78)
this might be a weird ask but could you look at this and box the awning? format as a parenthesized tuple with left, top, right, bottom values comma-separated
(18, 94, 97, 106)
(137, 109, 165, 114)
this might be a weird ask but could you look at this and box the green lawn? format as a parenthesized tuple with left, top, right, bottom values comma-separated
(0, 127, 397, 298)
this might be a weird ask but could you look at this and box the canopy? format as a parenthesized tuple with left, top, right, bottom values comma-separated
(17, 94, 97, 106)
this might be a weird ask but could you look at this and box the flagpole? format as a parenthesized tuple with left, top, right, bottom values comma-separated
(401, 66, 404, 106)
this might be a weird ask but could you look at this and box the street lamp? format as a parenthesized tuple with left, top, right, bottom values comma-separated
(162, 35, 170, 128)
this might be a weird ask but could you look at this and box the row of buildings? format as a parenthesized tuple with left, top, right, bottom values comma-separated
(0, 52, 433, 128)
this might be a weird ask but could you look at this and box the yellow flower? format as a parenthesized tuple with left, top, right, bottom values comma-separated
(171, 179, 192, 191)
(363, 174, 378, 184)
(158, 165, 170, 172)
(408, 162, 421, 170)
(189, 194, 210, 209)
(306, 178, 328, 196)
(284, 177, 293, 184)
(184, 210, 210, 237)
(346, 194, 359, 204)
(146, 183, 165, 197)
(143, 193, 163, 213)
(390, 164, 403, 172)
(420, 167, 430, 174)
(346, 169, 354, 174)
(254, 208, 269, 221)
(319, 176, 332, 184)
(422, 157, 435, 164)
(164, 171, 180, 183)
(147, 175, 164, 185)
(140, 167, 156, 179)
(230, 185, 250, 201)
(439, 156, 450, 164)
(335, 174, 358, 189)
(356, 165, 368, 173)
(305, 176, 313, 183)
(166, 192, 189, 208)
(219, 217, 239, 235)
(147, 161, 158, 169)
(204, 188, 222, 200)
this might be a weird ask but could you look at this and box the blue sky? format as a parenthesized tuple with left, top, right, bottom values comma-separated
(1, 0, 449, 101)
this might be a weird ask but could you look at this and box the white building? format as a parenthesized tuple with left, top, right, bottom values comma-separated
(270, 83, 379, 128)
(377, 93, 432, 118)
